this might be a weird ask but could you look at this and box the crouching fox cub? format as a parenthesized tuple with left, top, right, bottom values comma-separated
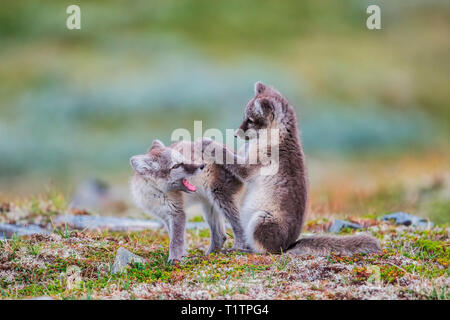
(130, 139, 247, 263)
(205, 82, 381, 256)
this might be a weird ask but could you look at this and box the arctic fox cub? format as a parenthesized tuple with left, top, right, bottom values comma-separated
(205, 82, 381, 256)
(130, 139, 246, 262)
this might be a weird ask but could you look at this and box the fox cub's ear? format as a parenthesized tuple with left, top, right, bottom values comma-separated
(148, 139, 165, 152)
(254, 81, 267, 95)
(130, 155, 159, 175)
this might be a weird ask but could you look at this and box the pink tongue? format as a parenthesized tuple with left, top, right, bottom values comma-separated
(182, 179, 196, 192)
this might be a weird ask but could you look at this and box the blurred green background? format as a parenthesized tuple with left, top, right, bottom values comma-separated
(0, 0, 449, 221)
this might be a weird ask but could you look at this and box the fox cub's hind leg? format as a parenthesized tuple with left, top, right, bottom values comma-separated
(245, 211, 288, 254)
(200, 201, 227, 254)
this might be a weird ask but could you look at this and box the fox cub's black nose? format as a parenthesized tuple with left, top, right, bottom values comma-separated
(184, 163, 204, 173)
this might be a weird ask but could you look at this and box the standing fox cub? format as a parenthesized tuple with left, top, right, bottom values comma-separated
(130, 139, 247, 263)
(205, 82, 381, 255)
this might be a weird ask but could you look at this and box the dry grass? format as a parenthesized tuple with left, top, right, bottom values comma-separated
(307, 151, 450, 222)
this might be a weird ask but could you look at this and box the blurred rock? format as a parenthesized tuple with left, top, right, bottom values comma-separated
(0, 223, 50, 239)
(329, 219, 363, 233)
(186, 222, 211, 230)
(0, 202, 10, 213)
(69, 178, 127, 214)
(405, 173, 450, 204)
(28, 296, 54, 300)
(382, 212, 433, 228)
(112, 247, 145, 274)
(53, 215, 162, 232)
(53, 215, 219, 232)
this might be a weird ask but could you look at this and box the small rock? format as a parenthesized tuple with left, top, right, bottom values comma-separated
(329, 219, 363, 233)
(0, 223, 50, 239)
(382, 212, 433, 228)
(185, 221, 232, 230)
(186, 222, 211, 230)
(111, 247, 146, 274)
(28, 296, 54, 300)
(54, 215, 163, 232)
(0, 202, 10, 213)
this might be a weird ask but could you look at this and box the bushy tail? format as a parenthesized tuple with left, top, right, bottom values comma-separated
(286, 234, 381, 256)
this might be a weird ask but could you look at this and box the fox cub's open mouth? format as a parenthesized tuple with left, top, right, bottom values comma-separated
(182, 179, 196, 192)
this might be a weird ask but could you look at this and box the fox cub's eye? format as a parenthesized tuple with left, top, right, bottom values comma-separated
(247, 118, 254, 123)
(172, 163, 182, 169)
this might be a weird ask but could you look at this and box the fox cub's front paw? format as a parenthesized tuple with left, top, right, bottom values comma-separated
(168, 255, 185, 265)
(168, 258, 182, 265)
(168, 249, 188, 264)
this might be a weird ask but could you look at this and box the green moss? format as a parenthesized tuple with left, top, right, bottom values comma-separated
(409, 238, 449, 263)
(189, 216, 205, 222)
(27, 243, 41, 256)
(123, 249, 173, 283)
(338, 227, 358, 235)
(380, 265, 405, 284)
(16, 284, 46, 297)
(198, 229, 210, 238)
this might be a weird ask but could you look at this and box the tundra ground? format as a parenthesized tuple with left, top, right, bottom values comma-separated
(0, 194, 448, 300)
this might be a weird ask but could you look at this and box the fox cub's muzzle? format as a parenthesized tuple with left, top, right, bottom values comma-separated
(184, 163, 205, 174)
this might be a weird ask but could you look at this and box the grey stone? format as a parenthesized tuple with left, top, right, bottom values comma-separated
(53, 215, 163, 232)
(382, 212, 433, 228)
(111, 247, 146, 274)
(186, 222, 211, 230)
(28, 296, 54, 300)
(186, 221, 233, 230)
(0, 223, 50, 239)
(329, 219, 363, 233)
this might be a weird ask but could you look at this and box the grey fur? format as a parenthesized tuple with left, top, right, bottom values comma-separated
(206, 82, 381, 256)
(171, 140, 248, 253)
(288, 234, 381, 256)
(130, 139, 247, 262)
